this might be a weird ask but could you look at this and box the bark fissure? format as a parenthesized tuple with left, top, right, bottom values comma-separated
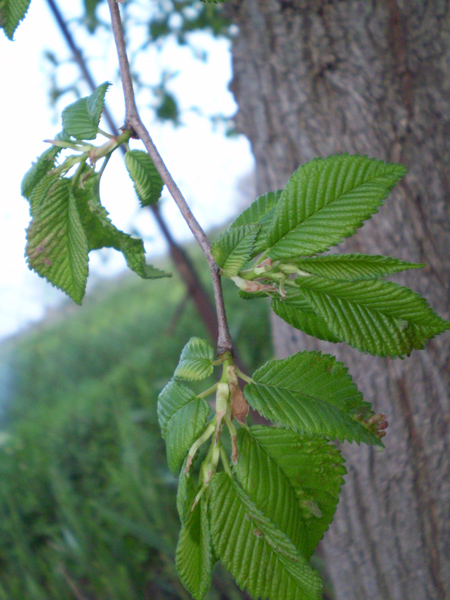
(396, 376, 446, 600)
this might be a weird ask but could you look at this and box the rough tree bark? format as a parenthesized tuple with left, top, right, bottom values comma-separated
(226, 2, 450, 599)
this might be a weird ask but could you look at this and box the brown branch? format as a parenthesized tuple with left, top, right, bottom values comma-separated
(106, 0, 233, 355)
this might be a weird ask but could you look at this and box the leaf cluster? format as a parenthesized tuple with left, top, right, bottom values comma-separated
(157, 334, 391, 599)
(21, 84, 169, 304)
(213, 153, 449, 358)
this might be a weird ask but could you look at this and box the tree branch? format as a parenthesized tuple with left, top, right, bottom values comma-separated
(106, 0, 233, 355)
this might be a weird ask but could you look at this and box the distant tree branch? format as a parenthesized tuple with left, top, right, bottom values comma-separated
(106, 0, 233, 355)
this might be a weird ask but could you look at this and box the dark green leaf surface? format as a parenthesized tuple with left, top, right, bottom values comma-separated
(244, 351, 380, 445)
(235, 428, 310, 557)
(294, 276, 449, 357)
(209, 474, 323, 600)
(176, 496, 213, 600)
(174, 337, 215, 381)
(230, 190, 283, 256)
(74, 173, 170, 279)
(0, 0, 31, 39)
(62, 82, 110, 140)
(26, 179, 89, 304)
(246, 426, 346, 558)
(212, 225, 260, 276)
(157, 380, 210, 473)
(267, 154, 407, 259)
(125, 150, 164, 206)
(286, 254, 423, 281)
(21, 146, 61, 201)
(271, 297, 340, 344)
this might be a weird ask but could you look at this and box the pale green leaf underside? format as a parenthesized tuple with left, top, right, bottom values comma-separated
(230, 190, 283, 257)
(244, 351, 380, 445)
(62, 82, 110, 140)
(287, 253, 423, 281)
(247, 426, 346, 559)
(21, 146, 61, 201)
(125, 150, 164, 206)
(267, 154, 407, 259)
(212, 225, 260, 276)
(157, 380, 210, 474)
(294, 277, 449, 357)
(174, 337, 215, 381)
(209, 474, 323, 600)
(27, 173, 60, 217)
(176, 497, 213, 600)
(74, 173, 170, 280)
(26, 179, 89, 304)
(165, 399, 210, 474)
(0, 0, 31, 39)
(157, 380, 197, 437)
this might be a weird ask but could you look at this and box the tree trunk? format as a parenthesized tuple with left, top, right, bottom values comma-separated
(226, 2, 450, 599)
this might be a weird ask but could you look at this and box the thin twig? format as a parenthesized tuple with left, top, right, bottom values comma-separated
(106, 0, 233, 354)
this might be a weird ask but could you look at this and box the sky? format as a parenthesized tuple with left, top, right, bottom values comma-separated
(0, 0, 254, 339)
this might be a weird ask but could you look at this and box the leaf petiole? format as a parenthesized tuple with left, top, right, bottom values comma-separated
(197, 383, 219, 399)
(236, 369, 254, 385)
(184, 420, 216, 474)
(97, 127, 115, 139)
(219, 445, 233, 476)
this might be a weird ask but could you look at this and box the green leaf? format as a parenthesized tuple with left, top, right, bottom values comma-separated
(235, 428, 310, 558)
(244, 426, 346, 559)
(158, 380, 198, 438)
(267, 154, 407, 259)
(174, 337, 215, 381)
(26, 179, 89, 304)
(21, 146, 61, 201)
(165, 401, 210, 474)
(238, 290, 268, 300)
(244, 351, 381, 445)
(125, 150, 164, 206)
(26, 172, 60, 217)
(230, 190, 282, 257)
(176, 496, 213, 600)
(293, 276, 450, 357)
(285, 253, 423, 281)
(157, 380, 210, 473)
(62, 82, 110, 140)
(0, 0, 31, 39)
(209, 474, 323, 600)
(74, 172, 170, 279)
(271, 292, 340, 344)
(212, 225, 260, 276)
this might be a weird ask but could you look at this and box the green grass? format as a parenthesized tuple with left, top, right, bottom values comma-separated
(0, 246, 271, 599)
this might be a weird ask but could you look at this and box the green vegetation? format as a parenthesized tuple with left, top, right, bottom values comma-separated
(0, 253, 272, 599)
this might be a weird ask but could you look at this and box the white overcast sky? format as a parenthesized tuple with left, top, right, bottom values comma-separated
(0, 1, 253, 339)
